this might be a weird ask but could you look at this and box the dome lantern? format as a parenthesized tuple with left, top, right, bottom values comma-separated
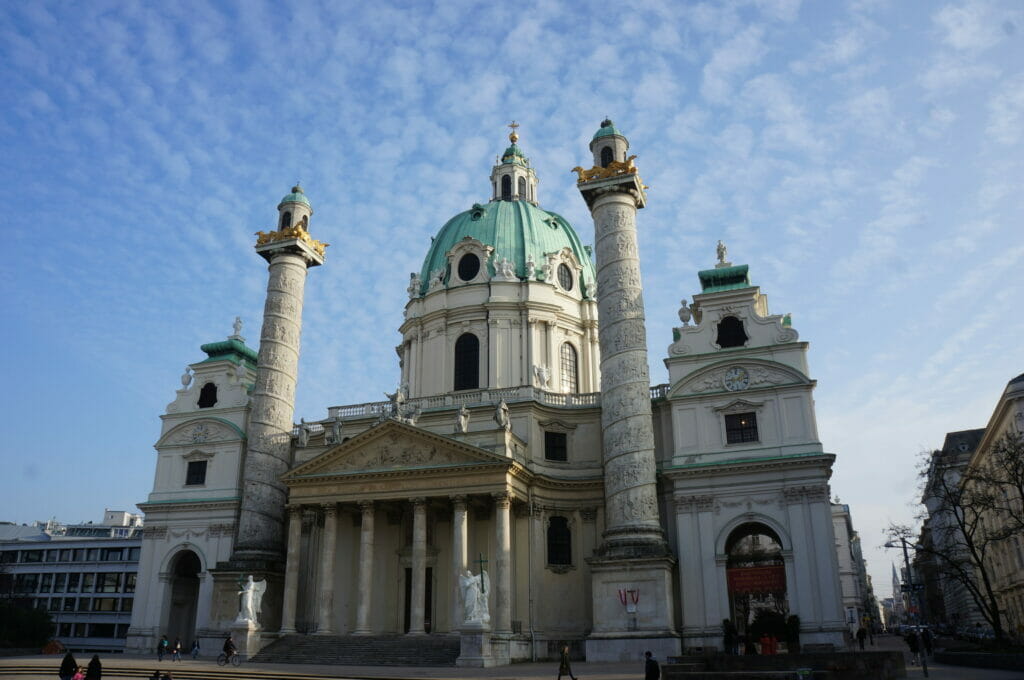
(276, 183, 313, 231)
(490, 121, 539, 205)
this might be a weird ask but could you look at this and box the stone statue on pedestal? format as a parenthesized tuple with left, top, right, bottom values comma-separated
(236, 575, 267, 623)
(460, 569, 490, 625)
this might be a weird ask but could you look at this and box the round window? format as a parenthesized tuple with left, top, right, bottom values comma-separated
(557, 263, 573, 291)
(458, 253, 481, 281)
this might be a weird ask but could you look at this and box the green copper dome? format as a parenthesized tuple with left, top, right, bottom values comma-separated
(592, 118, 623, 140)
(418, 200, 596, 297)
(501, 143, 526, 164)
(278, 184, 311, 209)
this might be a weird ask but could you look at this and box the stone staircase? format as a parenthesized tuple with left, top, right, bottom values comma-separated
(252, 633, 462, 666)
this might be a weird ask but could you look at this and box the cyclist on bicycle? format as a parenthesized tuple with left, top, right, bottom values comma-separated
(222, 634, 237, 661)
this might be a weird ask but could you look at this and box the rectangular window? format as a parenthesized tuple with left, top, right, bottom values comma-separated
(101, 548, 123, 561)
(186, 460, 208, 486)
(0, 551, 16, 563)
(93, 597, 118, 612)
(59, 623, 72, 637)
(82, 573, 95, 592)
(15, 573, 39, 593)
(97, 573, 120, 593)
(49, 598, 61, 611)
(63, 597, 75, 612)
(115, 623, 130, 639)
(725, 412, 759, 444)
(124, 573, 137, 593)
(121, 597, 134, 612)
(73, 623, 88, 638)
(87, 548, 99, 561)
(78, 597, 91, 612)
(53, 573, 67, 593)
(544, 431, 568, 462)
(73, 549, 84, 562)
(59, 549, 72, 562)
(90, 623, 116, 638)
(22, 550, 42, 563)
(45, 550, 59, 563)
(128, 547, 141, 561)
(40, 573, 53, 593)
(67, 573, 80, 593)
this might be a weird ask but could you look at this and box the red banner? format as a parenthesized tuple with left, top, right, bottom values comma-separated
(727, 566, 786, 594)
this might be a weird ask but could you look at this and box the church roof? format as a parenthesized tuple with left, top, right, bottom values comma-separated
(592, 118, 623, 140)
(198, 338, 258, 367)
(698, 264, 751, 292)
(417, 200, 596, 297)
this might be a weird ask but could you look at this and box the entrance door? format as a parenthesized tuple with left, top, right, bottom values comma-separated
(403, 567, 433, 633)
(166, 551, 200, 644)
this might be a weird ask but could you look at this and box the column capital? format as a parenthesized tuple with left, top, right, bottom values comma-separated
(450, 494, 468, 508)
(358, 500, 375, 513)
(492, 491, 511, 508)
(321, 503, 338, 517)
(286, 504, 304, 516)
(410, 496, 427, 507)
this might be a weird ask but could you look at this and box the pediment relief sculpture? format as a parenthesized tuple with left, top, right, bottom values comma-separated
(159, 419, 242, 447)
(670, 361, 808, 399)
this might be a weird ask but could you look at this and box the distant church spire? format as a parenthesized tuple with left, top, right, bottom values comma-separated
(490, 123, 539, 205)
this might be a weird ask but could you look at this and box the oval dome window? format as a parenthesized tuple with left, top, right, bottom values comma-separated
(458, 253, 481, 281)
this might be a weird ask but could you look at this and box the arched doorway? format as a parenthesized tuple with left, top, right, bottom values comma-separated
(725, 523, 788, 646)
(166, 550, 201, 644)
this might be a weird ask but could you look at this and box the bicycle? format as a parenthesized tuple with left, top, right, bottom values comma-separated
(216, 652, 241, 666)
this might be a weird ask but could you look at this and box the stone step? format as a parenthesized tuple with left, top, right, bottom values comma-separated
(252, 633, 462, 666)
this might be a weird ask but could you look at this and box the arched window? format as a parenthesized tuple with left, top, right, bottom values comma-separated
(716, 316, 748, 348)
(547, 516, 572, 565)
(518, 177, 527, 199)
(280, 211, 292, 229)
(600, 146, 614, 168)
(197, 382, 218, 408)
(560, 343, 578, 393)
(501, 175, 512, 201)
(453, 334, 480, 390)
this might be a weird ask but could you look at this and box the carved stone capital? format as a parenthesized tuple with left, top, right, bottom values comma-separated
(321, 503, 338, 517)
(580, 507, 598, 522)
(450, 494, 468, 510)
(492, 491, 511, 508)
(358, 500, 374, 515)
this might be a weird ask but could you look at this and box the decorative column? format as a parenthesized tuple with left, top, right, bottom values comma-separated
(279, 505, 303, 633)
(316, 504, 337, 635)
(408, 498, 428, 635)
(493, 492, 512, 634)
(232, 188, 326, 567)
(354, 501, 375, 634)
(451, 495, 469, 630)
(576, 123, 664, 555)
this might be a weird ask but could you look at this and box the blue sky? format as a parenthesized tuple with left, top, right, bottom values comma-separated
(2, 0, 1022, 603)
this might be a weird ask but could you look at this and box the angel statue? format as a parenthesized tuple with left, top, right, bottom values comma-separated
(716, 239, 728, 266)
(459, 569, 490, 625)
(236, 575, 267, 623)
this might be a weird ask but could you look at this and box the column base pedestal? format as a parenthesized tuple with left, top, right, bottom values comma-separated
(231, 619, 269, 659)
(457, 621, 498, 667)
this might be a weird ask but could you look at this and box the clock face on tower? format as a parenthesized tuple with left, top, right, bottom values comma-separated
(723, 366, 750, 391)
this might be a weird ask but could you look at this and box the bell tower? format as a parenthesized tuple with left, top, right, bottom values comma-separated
(576, 119, 679, 660)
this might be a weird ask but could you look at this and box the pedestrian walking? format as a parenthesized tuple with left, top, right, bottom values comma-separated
(644, 651, 660, 680)
(85, 654, 102, 680)
(905, 629, 920, 665)
(171, 637, 182, 661)
(856, 626, 867, 650)
(157, 635, 169, 661)
(921, 628, 933, 658)
(190, 639, 200, 660)
(556, 644, 577, 680)
(59, 651, 77, 680)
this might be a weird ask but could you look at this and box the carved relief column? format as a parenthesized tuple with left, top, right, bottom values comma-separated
(280, 505, 303, 633)
(408, 498, 428, 635)
(354, 501, 375, 634)
(494, 492, 512, 634)
(233, 208, 325, 566)
(577, 130, 665, 556)
(451, 495, 469, 630)
(315, 504, 337, 635)
(545, 321, 557, 386)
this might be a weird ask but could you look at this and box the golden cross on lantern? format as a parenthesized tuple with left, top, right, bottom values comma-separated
(508, 120, 519, 142)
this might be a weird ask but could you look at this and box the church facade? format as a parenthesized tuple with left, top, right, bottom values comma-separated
(127, 122, 846, 663)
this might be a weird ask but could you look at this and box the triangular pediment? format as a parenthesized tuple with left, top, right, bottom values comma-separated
(283, 419, 512, 481)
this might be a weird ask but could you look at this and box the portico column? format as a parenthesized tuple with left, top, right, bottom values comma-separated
(494, 491, 512, 634)
(408, 497, 427, 635)
(451, 495, 468, 630)
(315, 503, 337, 635)
(280, 505, 303, 633)
(354, 501, 375, 634)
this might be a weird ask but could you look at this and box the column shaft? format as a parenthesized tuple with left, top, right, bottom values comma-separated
(451, 496, 468, 630)
(280, 505, 303, 633)
(354, 502, 375, 634)
(408, 498, 427, 634)
(494, 492, 512, 634)
(316, 505, 337, 634)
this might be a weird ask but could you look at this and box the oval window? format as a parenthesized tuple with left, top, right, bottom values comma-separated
(557, 263, 573, 291)
(458, 253, 481, 281)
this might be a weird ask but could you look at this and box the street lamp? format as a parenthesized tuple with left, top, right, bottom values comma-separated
(885, 537, 928, 677)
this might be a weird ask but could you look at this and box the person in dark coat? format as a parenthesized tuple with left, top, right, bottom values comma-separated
(905, 629, 920, 665)
(85, 655, 101, 680)
(59, 651, 77, 680)
(556, 644, 577, 680)
(921, 628, 933, 658)
(856, 626, 867, 650)
(644, 651, 660, 680)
